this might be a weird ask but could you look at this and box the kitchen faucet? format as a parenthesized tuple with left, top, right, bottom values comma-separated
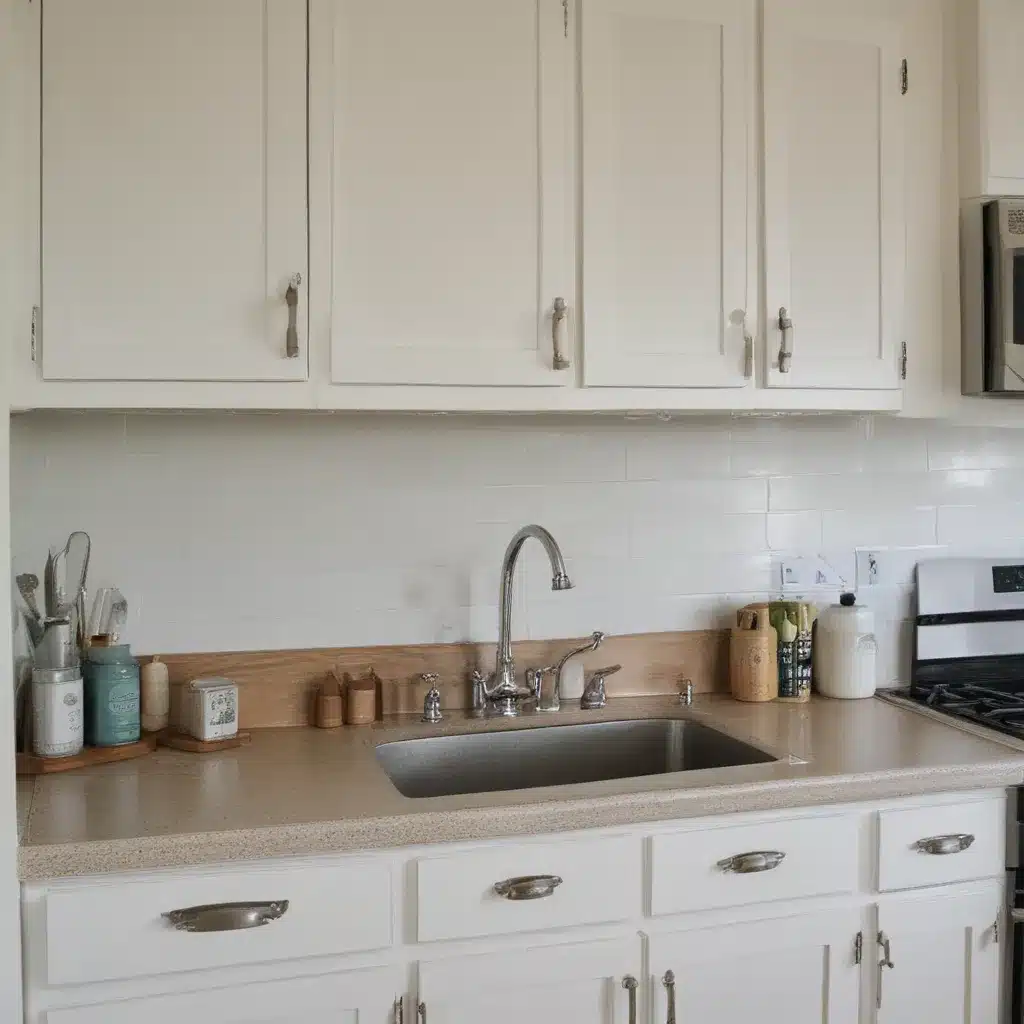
(478, 525, 573, 717)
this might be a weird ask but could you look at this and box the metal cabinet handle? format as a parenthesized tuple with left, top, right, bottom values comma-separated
(876, 931, 895, 1009)
(552, 297, 570, 370)
(622, 976, 638, 1024)
(394, 997, 404, 1024)
(913, 833, 975, 855)
(777, 306, 793, 373)
(493, 874, 563, 900)
(663, 970, 676, 1024)
(163, 900, 289, 933)
(716, 850, 786, 873)
(285, 273, 302, 358)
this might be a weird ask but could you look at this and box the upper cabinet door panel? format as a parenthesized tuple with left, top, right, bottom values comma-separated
(41, 0, 309, 383)
(330, 0, 573, 387)
(764, 0, 905, 391)
(582, 0, 753, 388)
(980, 0, 1024, 192)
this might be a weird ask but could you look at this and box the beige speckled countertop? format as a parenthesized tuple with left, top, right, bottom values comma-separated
(18, 695, 1024, 882)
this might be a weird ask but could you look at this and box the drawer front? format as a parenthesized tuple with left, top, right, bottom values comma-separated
(650, 814, 858, 916)
(45, 858, 393, 986)
(877, 798, 1004, 892)
(416, 835, 641, 942)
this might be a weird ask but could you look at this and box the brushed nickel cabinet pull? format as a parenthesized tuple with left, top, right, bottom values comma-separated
(622, 976, 638, 1024)
(876, 931, 895, 1009)
(716, 850, 786, 873)
(552, 297, 570, 370)
(913, 833, 975, 855)
(163, 900, 289, 933)
(285, 273, 302, 358)
(493, 874, 563, 900)
(663, 970, 676, 1024)
(777, 306, 793, 373)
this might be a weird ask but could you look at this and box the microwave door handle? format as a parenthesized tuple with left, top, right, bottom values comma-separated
(1005, 250, 1017, 352)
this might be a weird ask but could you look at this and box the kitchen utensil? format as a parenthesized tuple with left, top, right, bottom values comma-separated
(50, 546, 68, 616)
(729, 603, 778, 703)
(87, 587, 114, 642)
(35, 616, 77, 671)
(43, 550, 56, 618)
(16, 573, 42, 623)
(106, 591, 128, 641)
(815, 593, 877, 699)
(63, 531, 91, 642)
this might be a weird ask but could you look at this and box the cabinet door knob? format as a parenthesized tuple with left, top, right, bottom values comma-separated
(285, 273, 302, 359)
(552, 297, 570, 370)
(716, 850, 786, 873)
(777, 306, 794, 373)
(493, 874, 563, 900)
(163, 900, 289, 932)
(913, 833, 975, 855)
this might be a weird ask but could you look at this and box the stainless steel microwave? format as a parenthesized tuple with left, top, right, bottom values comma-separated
(963, 197, 1024, 395)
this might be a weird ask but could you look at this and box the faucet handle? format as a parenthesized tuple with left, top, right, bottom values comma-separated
(421, 673, 442, 723)
(580, 665, 621, 710)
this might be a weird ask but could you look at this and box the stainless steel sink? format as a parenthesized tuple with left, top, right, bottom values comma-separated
(375, 718, 777, 799)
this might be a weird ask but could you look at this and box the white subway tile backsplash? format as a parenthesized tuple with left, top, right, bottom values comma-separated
(13, 411, 1024, 689)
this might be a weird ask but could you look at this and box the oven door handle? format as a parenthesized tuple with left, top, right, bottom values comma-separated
(1009, 908, 1024, 925)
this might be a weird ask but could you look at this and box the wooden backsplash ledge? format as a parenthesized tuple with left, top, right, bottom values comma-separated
(151, 630, 729, 729)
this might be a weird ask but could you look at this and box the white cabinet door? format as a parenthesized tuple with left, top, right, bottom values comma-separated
(763, 0, 905, 391)
(581, 0, 753, 389)
(41, 0, 308, 383)
(44, 965, 400, 1024)
(648, 909, 862, 1024)
(330, 0, 573, 387)
(875, 884, 1003, 1024)
(417, 936, 638, 1024)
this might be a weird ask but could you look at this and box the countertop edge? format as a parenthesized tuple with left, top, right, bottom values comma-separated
(19, 761, 1024, 882)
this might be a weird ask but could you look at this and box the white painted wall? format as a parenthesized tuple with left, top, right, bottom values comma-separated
(14, 411, 1024, 687)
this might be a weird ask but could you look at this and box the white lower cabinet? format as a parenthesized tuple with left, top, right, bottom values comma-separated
(648, 908, 863, 1024)
(416, 936, 639, 1024)
(42, 965, 401, 1024)
(874, 883, 1003, 1024)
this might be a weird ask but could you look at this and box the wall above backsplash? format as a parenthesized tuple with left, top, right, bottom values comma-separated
(12, 411, 1024, 685)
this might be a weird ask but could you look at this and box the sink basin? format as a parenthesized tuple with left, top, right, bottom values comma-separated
(375, 718, 777, 799)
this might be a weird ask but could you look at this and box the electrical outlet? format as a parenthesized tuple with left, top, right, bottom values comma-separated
(779, 557, 846, 590)
(857, 550, 882, 587)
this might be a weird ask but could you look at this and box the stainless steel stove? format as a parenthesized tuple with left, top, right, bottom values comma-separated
(885, 557, 1024, 1023)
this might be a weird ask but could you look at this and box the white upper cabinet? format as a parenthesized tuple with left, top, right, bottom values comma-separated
(649, 909, 862, 1024)
(329, 0, 573, 387)
(581, 0, 754, 389)
(41, 0, 309, 383)
(875, 885, 1002, 1024)
(960, 0, 1024, 197)
(763, 0, 906, 391)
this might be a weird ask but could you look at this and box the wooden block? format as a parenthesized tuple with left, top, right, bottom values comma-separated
(155, 730, 252, 753)
(16, 733, 158, 776)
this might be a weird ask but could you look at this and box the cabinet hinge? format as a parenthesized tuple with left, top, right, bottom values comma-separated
(899, 341, 907, 380)
(901, 58, 908, 95)
(994, 918, 1000, 944)
(854, 931, 863, 965)
(30, 305, 39, 363)
(562, 0, 569, 38)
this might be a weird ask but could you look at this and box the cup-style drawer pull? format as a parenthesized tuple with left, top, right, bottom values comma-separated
(493, 874, 563, 900)
(163, 900, 289, 932)
(913, 833, 975, 856)
(716, 850, 786, 873)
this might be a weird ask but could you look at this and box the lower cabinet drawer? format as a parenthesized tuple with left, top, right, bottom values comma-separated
(877, 797, 1005, 892)
(44, 858, 393, 986)
(649, 814, 859, 915)
(415, 834, 641, 942)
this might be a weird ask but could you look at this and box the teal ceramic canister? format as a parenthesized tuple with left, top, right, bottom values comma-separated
(83, 644, 141, 746)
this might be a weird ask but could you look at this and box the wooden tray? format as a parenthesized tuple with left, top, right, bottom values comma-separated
(16, 733, 158, 776)
(156, 730, 251, 753)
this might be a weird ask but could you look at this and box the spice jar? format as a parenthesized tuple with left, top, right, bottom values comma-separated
(83, 644, 141, 747)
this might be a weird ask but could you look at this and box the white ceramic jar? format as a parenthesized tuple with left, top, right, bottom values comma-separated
(815, 593, 878, 699)
(32, 665, 84, 757)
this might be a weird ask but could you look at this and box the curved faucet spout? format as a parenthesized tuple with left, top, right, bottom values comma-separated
(494, 525, 573, 698)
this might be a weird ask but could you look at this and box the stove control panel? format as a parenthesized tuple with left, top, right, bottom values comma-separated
(993, 565, 1024, 593)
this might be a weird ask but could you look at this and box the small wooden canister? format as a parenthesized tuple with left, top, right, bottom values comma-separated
(729, 603, 778, 702)
(313, 673, 344, 729)
(345, 671, 378, 726)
